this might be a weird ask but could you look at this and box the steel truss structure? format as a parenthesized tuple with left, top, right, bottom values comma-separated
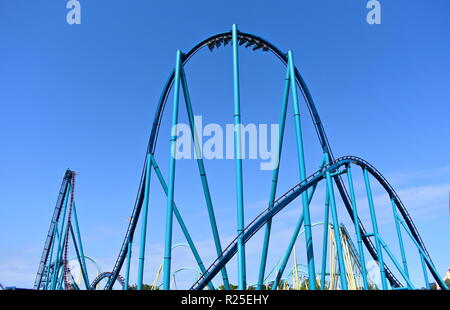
(35, 25, 448, 290)
(34, 170, 91, 290)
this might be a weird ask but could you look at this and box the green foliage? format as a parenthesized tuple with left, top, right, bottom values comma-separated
(296, 278, 321, 290)
(218, 284, 238, 290)
(258, 283, 271, 290)
(128, 284, 158, 290)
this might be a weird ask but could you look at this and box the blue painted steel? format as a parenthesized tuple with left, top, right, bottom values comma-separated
(54, 228, 69, 290)
(271, 213, 304, 290)
(324, 154, 348, 290)
(86, 28, 445, 291)
(192, 157, 341, 290)
(232, 24, 246, 290)
(257, 223, 325, 289)
(320, 189, 330, 289)
(124, 240, 132, 290)
(90, 272, 126, 290)
(180, 68, 229, 289)
(420, 252, 430, 289)
(150, 156, 215, 290)
(35, 170, 73, 290)
(105, 31, 439, 290)
(346, 165, 369, 289)
(287, 51, 316, 290)
(189, 156, 448, 290)
(50, 185, 72, 290)
(398, 219, 447, 289)
(270, 184, 318, 290)
(257, 59, 291, 290)
(378, 237, 414, 289)
(390, 197, 409, 278)
(69, 224, 89, 289)
(362, 168, 388, 290)
(163, 50, 183, 290)
(44, 225, 58, 289)
(71, 203, 90, 288)
(137, 153, 152, 290)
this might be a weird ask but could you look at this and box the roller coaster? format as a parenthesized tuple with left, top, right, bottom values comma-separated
(34, 25, 448, 290)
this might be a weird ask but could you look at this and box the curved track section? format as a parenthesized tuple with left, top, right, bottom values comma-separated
(34, 170, 73, 289)
(104, 29, 439, 290)
(190, 156, 441, 290)
(34, 170, 93, 290)
(90, 272, 125, 290)
(68, 256, 102, 288)
(63, 173, 76, 290)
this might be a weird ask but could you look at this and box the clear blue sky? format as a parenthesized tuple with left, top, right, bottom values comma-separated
(0, 0, 449, 289)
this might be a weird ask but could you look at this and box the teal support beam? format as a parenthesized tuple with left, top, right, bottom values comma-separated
(378, 236, 414, 289)
(232, 24, 246, 290)
(390, 198, 409, 278)
(137, 153, 152, 290)
(320, 189, 330, 290)
(69, 225, 89, 290)
(420, 252, 430, 289)
(271, 183, 318, 290)
(44, 225, 57, 289)
(54, 227, 69, 290)
(56, 265, 65, 290)
(324, 153, 348, 290)
(124, 240, 132, 290)
(71, 202, 90, 289)
(272, 212, 304, 290)
(363, 167, 388, 290)
(50, 186, 71, 290)
(151, 156, 214, 290)
(398, 219, 447, 289)
(180, 68, 229, 289)
(257, 62, 291, 290)
(287, 50, 316, 289)
(163, 50, 183, 290)
(319, 152, 330, 290)
(346, 165, 369, 289)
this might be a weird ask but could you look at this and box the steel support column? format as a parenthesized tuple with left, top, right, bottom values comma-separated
(232, 24, 246, 290)
(346, 165, 368, 289)
(363, 168, 387, 290)
(180, 68, 229, 289)
(390, 198, 409, 278)
(137, 153, 152, 290)
(324, 153, 348, 290)
(163, 50, 183, 290)
(151, 156, 214, 290)
(288, 51, 316, 289)
(257, 60, 291, 289)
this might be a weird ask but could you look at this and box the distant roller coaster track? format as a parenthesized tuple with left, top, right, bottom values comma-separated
(90, 272, 125, 290)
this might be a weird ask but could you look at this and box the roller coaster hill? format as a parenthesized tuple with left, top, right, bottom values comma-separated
(32, 25, 448, 291)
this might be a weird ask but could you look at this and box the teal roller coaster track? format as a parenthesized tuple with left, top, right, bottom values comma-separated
(34, 25, 448, 291)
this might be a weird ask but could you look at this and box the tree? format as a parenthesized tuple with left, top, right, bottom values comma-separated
(128, 284, 158, 290)
(218, 284, 238, 290)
